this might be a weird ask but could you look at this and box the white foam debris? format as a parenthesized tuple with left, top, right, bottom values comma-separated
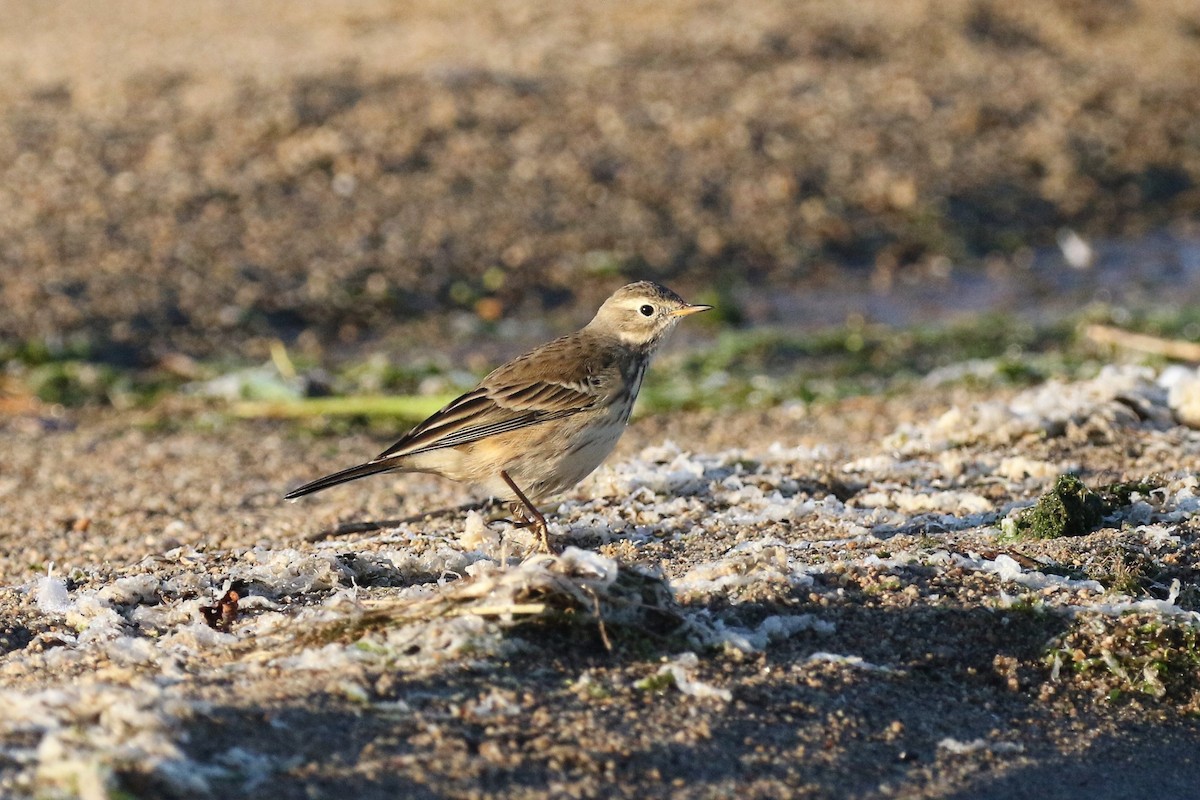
(468, 688, 522, 718)
(761, 442, 833, 464)
(97, 574, 161, 605)
(1168, 578, 1182, 605)
(1138, 524, 1181, 546)
(637, 440, 686, 463)
(714, 484, 810, 524)
(804, 652, 897, 673)
(855, 489, 993, 515)
(843, 454, 898, 474)
(758, 614, 835, 639)
(580, 436, 929, 546)
(1057, 228, 1094, 269)
(276, 548, 640, 672)
(277, 641, 370, 672)
(995, 456, 1063, 481)
(590, 441, 710, 497)
(30, 572, 131, 644)
(159, 620, 237, 651)
(380, 614, 504, 665)
(459, 509, 500, 553)
(360, 546, 480, 583)
(1152, 475, 1200, 521)
(938, 737, 1024, 756)
(105, 635, 159, 666)
(162, 569, 213, 597)
(0, 681, 207, 798)
(1157, 363, 1195, 392)
(207, 746, 277, 792)
(129, 597, 195, 630)
(861, 551, 922, 570)
(923, 358, 1006, 387)
(238, 594, 284, 612)
(1162, 364, 1200, 428)
(937, 450, 971, 478)
(698, 614, 834, 654)
(1009, 365, 1166, 426)
(571, 545, 621, 575)
(35, 572, 71, 615)
(334, 680, 371, 704)
(1121, 499, 1155, 526)
(235, 548, 351, 596)
(886, 364, 1172, 453)
(1070, 580, 1200, 623)
(183, 363, 300, 401)
(953, 553, 1104, 593)
(673, 541, 815, 598)
(654, 652, 732, 701)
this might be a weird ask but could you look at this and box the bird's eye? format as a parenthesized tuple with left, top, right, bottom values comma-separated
(639, 304, 655, 317)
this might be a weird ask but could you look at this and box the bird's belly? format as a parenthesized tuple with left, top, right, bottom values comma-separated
(467, 414, 628, 501)
(534, 417, 627, 496)
(406, 398, 633, 503)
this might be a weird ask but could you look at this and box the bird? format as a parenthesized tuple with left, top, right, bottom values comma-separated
(284, 281, 712, 551)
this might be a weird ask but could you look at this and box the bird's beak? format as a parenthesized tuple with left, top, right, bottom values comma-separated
(671, 304, 714, 318)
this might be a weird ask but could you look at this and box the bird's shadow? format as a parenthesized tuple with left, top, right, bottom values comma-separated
(303, 499, 505, 542)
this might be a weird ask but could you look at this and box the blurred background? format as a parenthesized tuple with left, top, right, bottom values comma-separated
(2, 0, 1200, 418)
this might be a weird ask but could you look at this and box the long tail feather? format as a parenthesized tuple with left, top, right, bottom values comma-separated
(284, 459, 398, 499)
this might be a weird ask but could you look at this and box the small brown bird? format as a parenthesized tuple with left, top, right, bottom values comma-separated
(285, 281, 711, 550)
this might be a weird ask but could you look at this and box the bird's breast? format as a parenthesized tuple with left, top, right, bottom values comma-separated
(618, 358, 647, 407)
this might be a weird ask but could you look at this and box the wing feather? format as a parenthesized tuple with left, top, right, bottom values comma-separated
(371, 334, 622, 463)
(373, 379, 599, 461)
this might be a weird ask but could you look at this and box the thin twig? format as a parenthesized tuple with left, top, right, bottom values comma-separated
(444, 603, 549, 617)
(1085, 324, 1200, 362)
(585, 585, 613, 651)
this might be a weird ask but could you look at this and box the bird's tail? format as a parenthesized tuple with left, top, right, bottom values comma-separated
(284, 458, 399, 500)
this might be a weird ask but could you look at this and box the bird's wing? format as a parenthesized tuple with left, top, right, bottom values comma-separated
(373, 375, 601, 461)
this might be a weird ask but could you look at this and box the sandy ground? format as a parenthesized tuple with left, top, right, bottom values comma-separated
(3, 366, 1200, 798)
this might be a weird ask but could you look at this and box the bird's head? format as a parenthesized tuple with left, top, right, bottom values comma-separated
(588, 281, 712, 350)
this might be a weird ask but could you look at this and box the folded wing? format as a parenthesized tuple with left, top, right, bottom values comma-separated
(375, 377, 599, 461)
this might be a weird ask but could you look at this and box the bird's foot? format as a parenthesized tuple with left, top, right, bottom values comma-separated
(532, 520, 555, 554)
(500, 471, 558, 554)
(507, 502, 556, 554)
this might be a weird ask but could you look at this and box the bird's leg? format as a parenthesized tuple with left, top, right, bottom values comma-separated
(499, 470, 553, 553)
